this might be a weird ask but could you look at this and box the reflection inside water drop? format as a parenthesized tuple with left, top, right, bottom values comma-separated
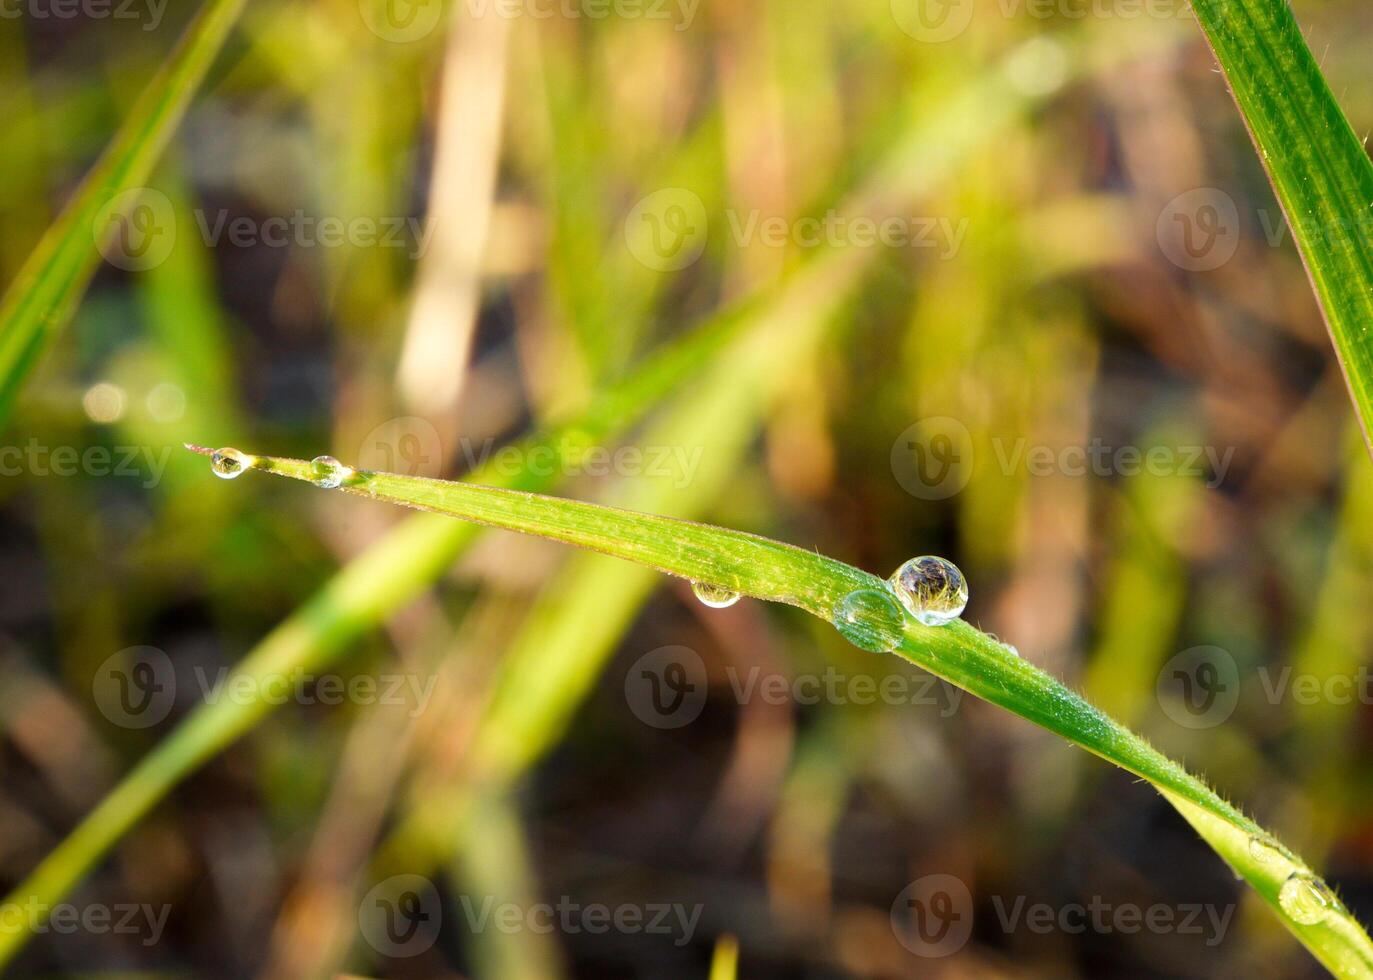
(888, 555, 968, 627)
(211, 447, 251, 480)
(691, 581, 741, 608)
(310, 455, 352, 489)
(1279, 872, 1336, 925)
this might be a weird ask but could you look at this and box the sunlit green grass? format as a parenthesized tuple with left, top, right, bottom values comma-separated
(1, 0, 1371, 975)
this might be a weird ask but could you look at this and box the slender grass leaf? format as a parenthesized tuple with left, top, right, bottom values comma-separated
(0, 302, 748, 966)
(0, 0, 247, 424)
(1189, 0, 1373, 448)
(197, 450, 1373, 977)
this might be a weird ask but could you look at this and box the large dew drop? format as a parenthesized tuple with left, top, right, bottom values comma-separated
(211, 447, 251, 480)
(310, 455, 352, 489)
(692, 581, 741, 609)
(888, 555, 968, 627)
(833, 588, 905, 652)
(1279, 872, 1336, 925)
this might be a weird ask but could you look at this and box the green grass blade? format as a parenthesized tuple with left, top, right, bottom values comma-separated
(709, 934, 740, 980)
(203, 452, 1373, 977)
(217, 449, 885, 615)
(1189, 0, 1373, 447)
(0, 304, 749, 967)
(380, 253, 865, 873)
(0, 0, 247, 424)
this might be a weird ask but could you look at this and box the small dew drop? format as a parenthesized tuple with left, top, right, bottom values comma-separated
(692, 581, 741, 609)
(211, 447, 251, 480)
(310, 455, 352, 489)
(833, 588, 906, 652)
(888, 556, 968, 627)
(1279, 872, 1337, 925)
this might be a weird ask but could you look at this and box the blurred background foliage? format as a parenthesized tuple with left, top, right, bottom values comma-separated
(2, 0, 1373, 976)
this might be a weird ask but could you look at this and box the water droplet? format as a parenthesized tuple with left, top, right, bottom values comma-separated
(1279, 872, 1337, 925)
(310, 455, 352, 489)
(1005, 644, 1021, 658)
(1248, 835, 1292, 867)
(692, 581, 741, 608)
(833, 588, 906, 652)
(211, 447, 251, 480)
(888, 556, 968, 627)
